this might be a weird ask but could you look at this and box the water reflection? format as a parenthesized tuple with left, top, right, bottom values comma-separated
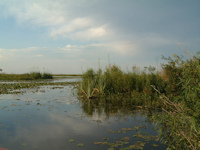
(0, 85, 166, 150)
(81, 98, 153, 119)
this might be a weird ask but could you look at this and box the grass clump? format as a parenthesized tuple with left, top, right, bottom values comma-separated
(78, 64, 165, 106)
(79, 68, 103, 99)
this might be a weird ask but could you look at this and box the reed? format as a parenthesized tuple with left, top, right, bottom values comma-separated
(78, 64, 165, 104)
(79, 68, 100, 99)
(152, 52, 200, 150)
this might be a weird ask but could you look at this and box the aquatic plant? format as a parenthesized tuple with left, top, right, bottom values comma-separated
(78, 64, 165, 106)
(0, 82, 76, 94)
(152, 52, 200, 150)
(79, 68, 99, 99)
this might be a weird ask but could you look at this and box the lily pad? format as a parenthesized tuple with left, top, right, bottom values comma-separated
(69, 139, 75, 143)
(152, 143, 159, 147)
(21, 143, 27, 146)
(103, 137, 109, 140)
(121, 137, 130, 141)
(123, 141, 129, 145)
(77, 143, 84, 147)
(129, 144, 143, 149)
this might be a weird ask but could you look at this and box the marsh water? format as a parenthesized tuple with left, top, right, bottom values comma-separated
(0, 77, 166, 150)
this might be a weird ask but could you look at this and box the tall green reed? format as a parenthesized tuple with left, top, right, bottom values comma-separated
(152, 52, 200, 150)
(78, 64, 164, 104)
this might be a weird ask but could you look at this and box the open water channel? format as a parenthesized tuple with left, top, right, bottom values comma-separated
(0, 77, 166, 150)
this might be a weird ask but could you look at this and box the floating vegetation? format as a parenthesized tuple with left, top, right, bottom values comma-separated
(69, 139, 75, 143)
(77, 143, 84, 147)
(0, 82, 77, 94)
(133, 125, 147, 131)
(103, 137, 109, 140)
(93, 122, 161, 150)
(108, 130, 121, 133)
(94, 139, 146, 149)
(21, 143, 27, 146)
(152, 143, 159, 147)
(121, 137, 130, 141)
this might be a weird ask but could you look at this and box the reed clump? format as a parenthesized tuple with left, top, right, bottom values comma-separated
(78, 64, 166, 106)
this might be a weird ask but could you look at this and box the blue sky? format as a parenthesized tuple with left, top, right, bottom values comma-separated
(0, 0, 199, 74)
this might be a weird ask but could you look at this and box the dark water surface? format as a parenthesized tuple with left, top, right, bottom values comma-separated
(0, 83, 166, 149)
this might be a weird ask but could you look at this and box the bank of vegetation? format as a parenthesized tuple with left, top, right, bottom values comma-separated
(53, 74, 82, 77)
(0, 72, 53, 80)
(78, 52, 200, 150)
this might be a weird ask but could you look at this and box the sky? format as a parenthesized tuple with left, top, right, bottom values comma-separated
(0, 0, 200, 74)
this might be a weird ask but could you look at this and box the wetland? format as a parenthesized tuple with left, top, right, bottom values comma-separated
(0, 76, 166, 150)
(1, 53, 200, 150)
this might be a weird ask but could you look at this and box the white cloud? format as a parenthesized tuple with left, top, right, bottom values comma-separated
(0, 0, 190, 74)
(0, 1, 113, 42)
(0, 0, 66, 26)
(83, 41, 139, 56)
(71, 25, 108, 41)
(66, 45, 71, 48)
(50, 17, 94, 38)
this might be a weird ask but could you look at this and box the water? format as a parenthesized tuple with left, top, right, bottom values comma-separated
(0, 76, 81, 84)
(0, 80, 166, 150)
